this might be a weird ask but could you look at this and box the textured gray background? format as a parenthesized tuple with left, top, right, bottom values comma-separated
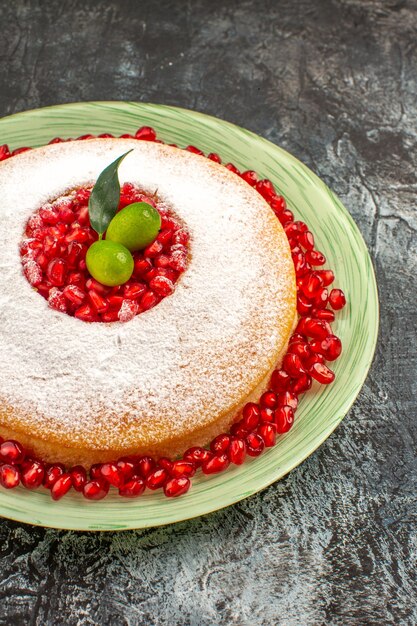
(0, 1, 416, 625)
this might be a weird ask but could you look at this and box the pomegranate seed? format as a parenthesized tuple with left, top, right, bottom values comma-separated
(67, 241, 83, 266)
(290, 373, 312, 394)
(43, 464, 65, 488)
(149, 275, 174, 296)
(139, 290, 158, 312)
(183, 447, 213, 466)
(241, 403, 261, 430)
(306, 250, 326, 266)
(98, 133, 114, 138)
(225, 163, 240, 174)
(164, 477, 191, 497)
(70, 465, 87, 492)
(297, 292, 313, 316)
(270, 195, 286, 213)
(77, 134, 95, 140)
(314, 287, 329, 309)
(258, 423, 277, 447)
(146, 468, 169, 490)
(74, 303, 97, 322)
(88, 290, 108, 313)
(313, 308, 335, 322)
(66, 227, 90, 243)
(0, 440, 25, 464)
(0, 144, 11, 160)
(208, 152, 222, 163)
(40, 205, 60, 225)
(135, 126, 156, 141)
(288, 341, 311, 362)
(260, 407, 275, 422)
(202, 453, 230, 474)
(0, 464, 20, 488)
(277, 391, 298, 410)
(48, 288, 67, 313)
(310, 362, 335, 384)
(305, 353, 325, 369)
(90, 464, 102, 479)
(298, 317, 330, 340)
(270, 369, 291, 392)
(144, 240, 163, 258)
(46, 258, 67, 286)
(100, 462, 124, 487)
(246, 433, 265, 457)
(256, 179, 276, 200)
(210, 434, 231, 454)
(275, 406, 294, 433)
(260, 391, 278, 410)
(241, 170, 259, 186)
(21, 460, 45, 489)
(116, 458, 136, 481)
(316, 269, 335, 286)
(282, 353, 306, 378)
(301, 272, 323, 299)
(279, 209, 294, 225)
(83, 479, 109, 500)
(158, 457, 173, 472)
(228, 437, 246, 464)
(329, 288, 346, 310)
(51, 473, 72, 500)
(63, 284, 85, 305)
(119, 477, 146, 497)
(321, 335, 342, 361)
(299, 231, 315, 250)
(171, 461, 196, 478)
(136, 456, 156, 478)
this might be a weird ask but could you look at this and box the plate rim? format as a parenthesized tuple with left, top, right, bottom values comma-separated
(0, 101, 379, 530)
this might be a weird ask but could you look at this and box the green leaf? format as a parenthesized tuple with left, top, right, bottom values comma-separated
(88, 150, 133, 236)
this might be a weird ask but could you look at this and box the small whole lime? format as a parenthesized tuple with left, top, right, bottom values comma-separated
(106, 202, 161, 252)
(86, 240, 134, 287)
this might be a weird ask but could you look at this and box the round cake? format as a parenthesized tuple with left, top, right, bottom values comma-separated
(0, 139, 296, 465)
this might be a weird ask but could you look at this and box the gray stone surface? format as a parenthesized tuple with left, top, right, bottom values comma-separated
(0, 0, 416, 624)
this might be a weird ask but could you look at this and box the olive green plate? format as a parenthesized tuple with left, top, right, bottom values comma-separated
(0, 102, 378, 531)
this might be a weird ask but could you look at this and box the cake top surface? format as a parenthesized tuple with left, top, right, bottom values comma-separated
(0, 139, 295, 452)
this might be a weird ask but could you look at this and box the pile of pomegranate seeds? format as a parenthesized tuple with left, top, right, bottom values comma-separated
(19, 183, 189, 322)
(0, 126, 346, 501)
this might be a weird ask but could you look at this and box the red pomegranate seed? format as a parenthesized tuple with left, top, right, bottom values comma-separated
(228, 437, 246, 465)
(0, 440, 25, 464)
(210, 434, 231, 454)
(66, 227, 90, 244)
(0, 464, 20, 489)
(66, 241, 83, 266)
(139, 290, 158, 312)
(322, 335, 342, 360)
(312, 308, 335, 321)
(299, 231, 315, 250)
(258, 423, 277, 447)
(246, 433, 265, 457)
(171, 461, 196, 478)
(164, 477, 191, 497)
(290, 373, 312, 394)
(241, 403, 261, 430)
(306, 250, 326, 266)
(100, 462, 124, 487)
(301, 272, 323, 299)
(260, 391, 278, 410)
(98, 133, 114, 138)
(157, 229, 173, 246)
(275, 406, 294, 433)
(297, 292, 313, 316)
(329, 288, 346, 310)
(314, 287, 329, 309)
(299, 317, 330, 340)
(51, 473, 72, 500)
(288, 341, 311, 362)
(149, 276, 174, 296)
(185, 145, 204, 155)
(310, 362, 335, 384)
(305, 353, 325, 369)
(202, 453, 230, 474)
(63, 284, 85, 305)
(77, 134, 95, 140)
(88, 290, 108, 313)
(0, 144, 11, 160)
(256, 179, 276, 200)
(316, 269, 335, 286)
(283, 353, 306, 378)
(146, 468, 169, 490)
(74, 303, 97, 322)
(225, 163, 240, 174)
(135, 126, 156, 141)
(70, 465, 87, 492)
(241, 170, 259, 186)
(116, 458, 136, 481)
(158, 457, 173, 472)
(108, 295, 124, 309)
(119, 477, 146, 497)
(183, 447, 213, 466)
(144, 240, 163, 258)
(279, 209, 294, 225)
(260, 407, 275, 422)
(277, 391, 298, 410)
(21, 460, 45, 489)
(136, 456, 156, 478)
(48, 288, 67, 313)
(208, 152, 222, 163)
(43, 464, 65, 488)
(83, 479, 109, 500)
(270, 195, 286, 213)
(46, 258, 67, 286)
(90, 463, 102, 479)
(270, 369, 291, 392)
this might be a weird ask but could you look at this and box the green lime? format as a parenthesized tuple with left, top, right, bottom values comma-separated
(86, 240, 134, 287)
(106, 202, 161, 252)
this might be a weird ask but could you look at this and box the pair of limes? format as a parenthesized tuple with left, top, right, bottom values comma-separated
(86, 202, 161, 286)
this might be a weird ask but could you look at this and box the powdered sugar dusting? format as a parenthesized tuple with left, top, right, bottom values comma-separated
(0, 140, 295, 455)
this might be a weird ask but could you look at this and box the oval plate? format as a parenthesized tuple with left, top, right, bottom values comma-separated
(0, 102, 378, 530)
